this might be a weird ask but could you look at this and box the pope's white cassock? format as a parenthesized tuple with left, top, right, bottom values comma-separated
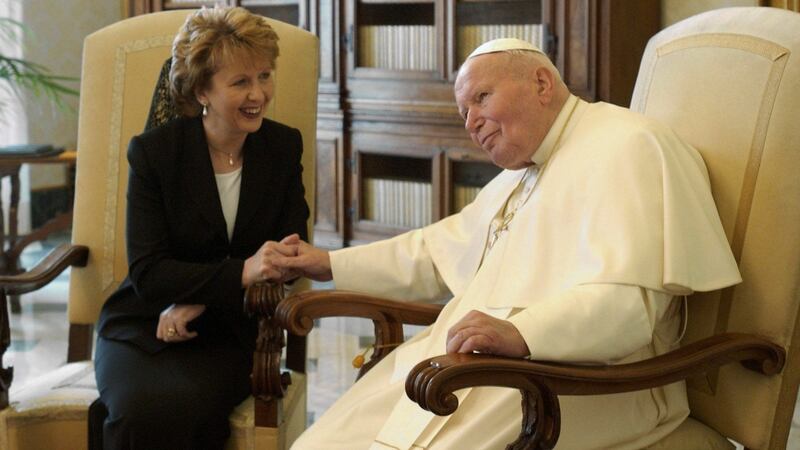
(292, 94, 741, 450)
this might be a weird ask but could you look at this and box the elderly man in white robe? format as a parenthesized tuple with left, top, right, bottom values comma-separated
(274, 38, 741, 449)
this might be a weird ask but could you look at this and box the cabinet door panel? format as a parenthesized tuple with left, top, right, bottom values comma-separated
(314, 135, 345, 248)
(449, 0, 545, 78)
(350, 139, 437, 244)
(347, 0, 446, 80)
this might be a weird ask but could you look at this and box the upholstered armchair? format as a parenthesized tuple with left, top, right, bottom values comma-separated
(0, 9, 318, 450)
(276, 7, 800, 449)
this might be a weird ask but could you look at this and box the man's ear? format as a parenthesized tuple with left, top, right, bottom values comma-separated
(534, 66, 556, 104)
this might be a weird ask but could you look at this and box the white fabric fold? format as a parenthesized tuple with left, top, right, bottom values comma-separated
(424, 99, 741, 311)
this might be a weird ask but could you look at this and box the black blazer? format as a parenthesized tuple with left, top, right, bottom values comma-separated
(97, 116, 309, 354)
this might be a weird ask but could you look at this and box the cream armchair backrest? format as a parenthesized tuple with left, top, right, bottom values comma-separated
(71, 9, 318, 326)
(631, 7, 800, 449)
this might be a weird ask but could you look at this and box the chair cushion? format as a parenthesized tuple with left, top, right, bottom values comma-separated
(646, 416, 734, 450)
(0, 361, 97, 450)
(7, 361, 97, 417)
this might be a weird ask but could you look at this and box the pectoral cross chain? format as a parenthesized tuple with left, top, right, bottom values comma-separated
(488, 211, 515, 250)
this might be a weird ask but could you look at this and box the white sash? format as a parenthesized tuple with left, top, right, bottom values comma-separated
(373, 207, 521, 449)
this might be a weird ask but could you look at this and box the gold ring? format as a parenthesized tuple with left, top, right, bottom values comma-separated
(167, 327, 177, 337)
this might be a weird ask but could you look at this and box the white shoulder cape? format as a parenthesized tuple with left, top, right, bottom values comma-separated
(422, 100, 741, 308)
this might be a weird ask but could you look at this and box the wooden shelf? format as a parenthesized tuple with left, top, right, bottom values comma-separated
(357, 3, 436, 25)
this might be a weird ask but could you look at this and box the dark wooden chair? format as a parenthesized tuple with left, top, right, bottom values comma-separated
(274, 7, 800, 449)
(0, 9, 318, 450)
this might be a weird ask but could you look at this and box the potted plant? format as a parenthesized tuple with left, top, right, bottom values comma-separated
(0, 17, 78, 113)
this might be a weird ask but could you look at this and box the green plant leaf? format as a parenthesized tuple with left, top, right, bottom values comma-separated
(0, 19, 79, 111)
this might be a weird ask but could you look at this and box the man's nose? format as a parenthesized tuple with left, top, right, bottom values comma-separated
(464, 109, 482, 133)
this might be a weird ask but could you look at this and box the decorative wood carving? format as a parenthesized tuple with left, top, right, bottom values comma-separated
(244, 282, 292, 427)
(406, 333, 784, 450)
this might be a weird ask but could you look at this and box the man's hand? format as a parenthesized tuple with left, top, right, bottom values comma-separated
(242, 234, 301, 286)
(157, 303, 206, 342)
(272, 235, 333, 282)
(446, 310, 530, 357)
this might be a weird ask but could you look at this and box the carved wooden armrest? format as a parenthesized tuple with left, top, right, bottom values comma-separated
(0, 243, 88, 408)
(406, 333, 784, 450)
(0, 243, 88, 294)
(276, 290, 443, 377)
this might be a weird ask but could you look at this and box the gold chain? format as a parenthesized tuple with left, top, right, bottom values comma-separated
(209, 146, 237, 166)
(486, 98, 579, 251)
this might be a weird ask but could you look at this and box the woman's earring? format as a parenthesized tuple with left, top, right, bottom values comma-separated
(202, 102, 208, 117)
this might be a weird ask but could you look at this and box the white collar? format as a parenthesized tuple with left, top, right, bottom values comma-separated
(531, 94, 579, 167)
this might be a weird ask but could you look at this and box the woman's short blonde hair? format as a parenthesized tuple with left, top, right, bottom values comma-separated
(170, 6, 280, 116)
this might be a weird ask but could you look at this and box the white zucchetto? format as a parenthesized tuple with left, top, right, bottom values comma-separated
(467, 38, 545, 60)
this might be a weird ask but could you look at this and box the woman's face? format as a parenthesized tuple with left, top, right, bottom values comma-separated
(197, 52, 274, 139)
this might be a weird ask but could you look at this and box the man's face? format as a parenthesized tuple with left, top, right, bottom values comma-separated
(455, 53, 549, 170)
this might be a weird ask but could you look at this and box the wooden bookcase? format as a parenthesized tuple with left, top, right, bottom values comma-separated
(129, 0, 661, 248)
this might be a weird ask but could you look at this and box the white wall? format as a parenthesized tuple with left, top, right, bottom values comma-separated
(0, 0, 122, 232)
(0, 0, 26, 146)
(20, 0, 122, 150)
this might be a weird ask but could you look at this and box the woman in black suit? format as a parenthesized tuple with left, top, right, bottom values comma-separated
(94, 7, 308, 449)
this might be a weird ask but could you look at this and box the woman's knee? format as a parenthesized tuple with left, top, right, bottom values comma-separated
(104, 382, 214, 429)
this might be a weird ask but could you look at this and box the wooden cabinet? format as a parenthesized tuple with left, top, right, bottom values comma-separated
(129, 0, 661, 248)
(337, 0, 660, 247)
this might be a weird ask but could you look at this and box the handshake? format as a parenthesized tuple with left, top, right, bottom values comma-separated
(241, 233, 332, 287)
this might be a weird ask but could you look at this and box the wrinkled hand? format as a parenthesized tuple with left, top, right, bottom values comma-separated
(272, 235, 333, 282)
(157, 303, 206, 342)
(242, 234, 301, 286)
(446, 310, 530, 357)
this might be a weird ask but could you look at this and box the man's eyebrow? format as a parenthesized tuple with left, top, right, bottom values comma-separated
(456, 97, 469, 119)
